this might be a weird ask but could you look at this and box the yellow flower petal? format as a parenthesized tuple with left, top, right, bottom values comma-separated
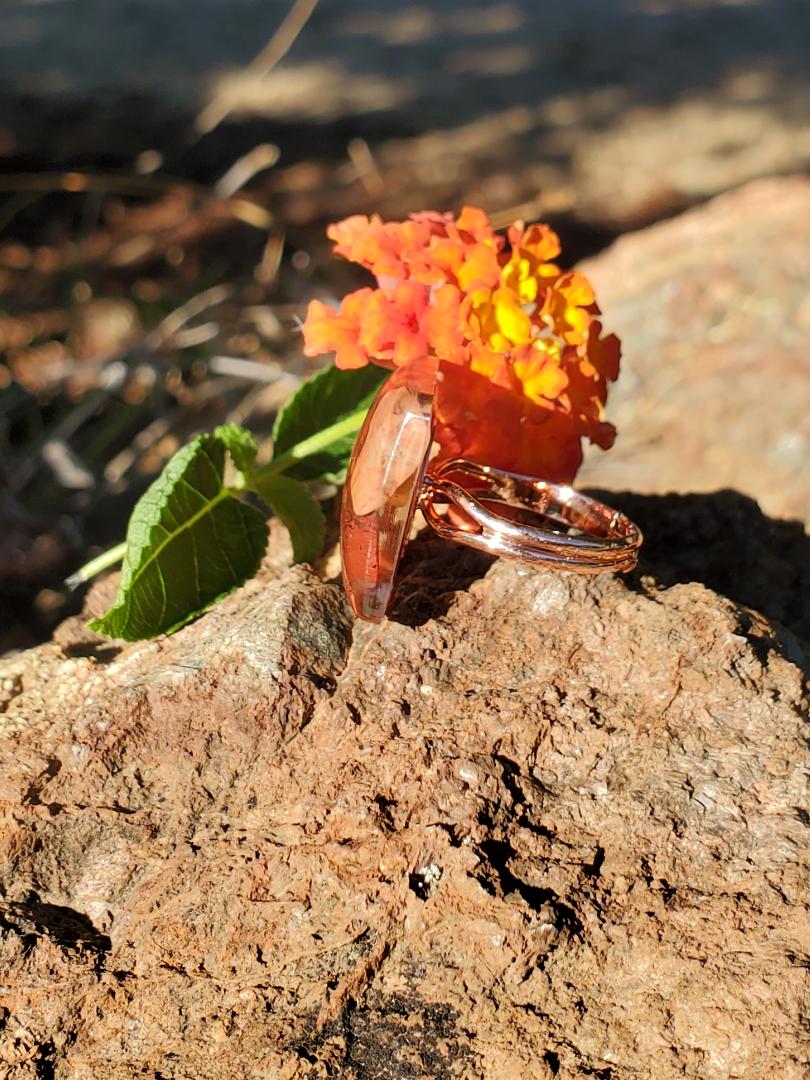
(493, 289, 532, 345)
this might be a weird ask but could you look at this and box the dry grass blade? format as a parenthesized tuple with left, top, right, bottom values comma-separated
(216, 145, 281, 199)
(193, 0, 321, 137)
(0, 172, 274, 233)
(208, 356, 284, 382)
(147, 285, 233, 349)
(41, 439, 94, 490)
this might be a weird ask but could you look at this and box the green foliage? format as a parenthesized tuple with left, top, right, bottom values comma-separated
(251, 473, 326, 564)
(213, 423, 258, 473)
(271, 363, 387, 481)
(88, 433, 267, 640)
(86, 363, 386, 641)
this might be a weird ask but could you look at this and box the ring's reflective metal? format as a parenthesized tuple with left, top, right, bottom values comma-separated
(421, 458, 642, 574)
(340, 372, 642, 622)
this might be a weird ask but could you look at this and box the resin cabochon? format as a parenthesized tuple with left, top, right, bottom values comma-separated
(340, 369, 434, 622)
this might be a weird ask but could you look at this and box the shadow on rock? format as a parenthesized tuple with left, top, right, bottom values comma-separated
(61, 640, 123, 663)
(388, 531, 495, 627)
(1, 892, 111, 968)
(599, 489, 810, 645)
(393, 489, 810, 644)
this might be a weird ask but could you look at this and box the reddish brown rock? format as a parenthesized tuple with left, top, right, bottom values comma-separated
(2, 182, 810, 1079)
(0, 498, 808, 1078)
(580, 177, 810, 522)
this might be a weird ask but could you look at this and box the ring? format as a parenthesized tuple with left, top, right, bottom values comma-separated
(341, 369, 642, 622)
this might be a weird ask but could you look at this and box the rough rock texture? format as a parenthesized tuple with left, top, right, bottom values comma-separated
(1, 495, 808, 1079)
(580, 177, 810, 523)
(2, 185, 810, 1078)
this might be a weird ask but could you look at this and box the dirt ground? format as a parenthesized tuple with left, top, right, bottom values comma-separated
(3, 0, 810, 224)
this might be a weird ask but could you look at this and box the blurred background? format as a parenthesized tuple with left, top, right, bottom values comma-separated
(1, 0, 809, 651)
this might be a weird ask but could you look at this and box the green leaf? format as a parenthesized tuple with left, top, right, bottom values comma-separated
(272, 364, 387, 481)
(214, 423, 257, 474)
(251, 473, 326, 564)
(89, 433, 268, 640)
(272, 447, 353, 484)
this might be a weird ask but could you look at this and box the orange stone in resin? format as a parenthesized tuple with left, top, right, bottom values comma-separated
(341, 367, 434, 622)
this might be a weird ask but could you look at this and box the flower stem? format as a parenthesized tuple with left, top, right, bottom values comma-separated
(66, 540, 128, 589)
(250, 406, 368, 482)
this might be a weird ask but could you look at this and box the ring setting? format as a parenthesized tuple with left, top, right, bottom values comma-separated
(340, 368, 642, 623)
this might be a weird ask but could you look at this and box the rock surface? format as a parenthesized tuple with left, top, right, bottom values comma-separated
(2, 183, 810, 1078)
(579, 176, 810, 523)
(0, 491, 808, 1079)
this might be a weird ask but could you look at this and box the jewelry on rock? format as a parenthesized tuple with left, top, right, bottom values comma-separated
(340, 368, 642, 623)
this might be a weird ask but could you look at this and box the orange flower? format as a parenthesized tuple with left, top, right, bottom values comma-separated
(541, 271, 595, 346)
(326, 208, 502, 292)
(435, 362, 585, 481)
(327, 215, 433, 282)
(301, 288, 374, 370)
(502, 221, 562, 303)
(424, 285, 466, 365)
(302, 207, 622, 482)
(359, 282, 431, 369)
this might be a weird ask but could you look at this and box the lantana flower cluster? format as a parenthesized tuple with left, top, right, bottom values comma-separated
(302, 207, 620, 481)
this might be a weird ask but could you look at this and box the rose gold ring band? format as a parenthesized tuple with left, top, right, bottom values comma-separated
(340, 371, 643, 622)
(420, 458, 642, 574)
